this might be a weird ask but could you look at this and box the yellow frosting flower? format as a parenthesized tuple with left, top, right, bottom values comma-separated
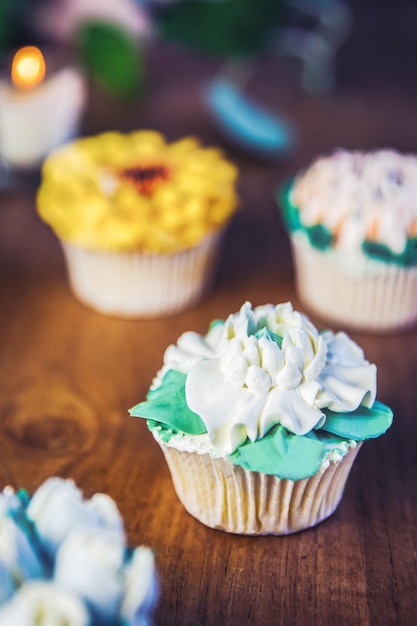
(37, 131, 239, 252)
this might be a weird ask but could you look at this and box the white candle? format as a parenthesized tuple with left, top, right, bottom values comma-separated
(0, 46, 86, 170)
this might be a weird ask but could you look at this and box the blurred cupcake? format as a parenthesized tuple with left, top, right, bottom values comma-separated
(278, 149, 417, 331)
(37, 130, 238, 317)
(130, 302, 393, 535)
(0, 477, 158, 625)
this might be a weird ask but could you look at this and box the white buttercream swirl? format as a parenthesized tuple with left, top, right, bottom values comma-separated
(291, 149, 417, 255)
(158, 302, 376, 454)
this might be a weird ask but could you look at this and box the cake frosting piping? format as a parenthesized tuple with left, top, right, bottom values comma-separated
(130, 302, 393, 480)
(37, 130, 238, 253)
(283, 149, 417, 266)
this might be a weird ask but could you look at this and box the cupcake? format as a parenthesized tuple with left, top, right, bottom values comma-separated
(278, 149, 417, 331)
(37, 130, 238, 318)
(0, 477, 158, 625)
(129, 302, 393, 535)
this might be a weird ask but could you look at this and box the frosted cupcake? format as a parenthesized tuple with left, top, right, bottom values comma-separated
(37, 130, 238, 318)
(279, 149, 417, 331)
(130, 302, 393, 535)
(0, 477, 158, 625)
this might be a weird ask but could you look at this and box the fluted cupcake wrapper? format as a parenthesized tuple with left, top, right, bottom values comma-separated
(60, 229, 225, 318)
(291, 232, 417, 332)
(156, 438, 362, 536)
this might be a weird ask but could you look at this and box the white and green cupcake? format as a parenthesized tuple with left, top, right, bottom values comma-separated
(130, 302, 393, 535)
(279, 149, 417, 331)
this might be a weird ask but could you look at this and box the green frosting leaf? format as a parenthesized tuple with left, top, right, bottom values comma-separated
(320, 401, 393, 440)
(306, 223, 333, 250)
(129, 370, 206, 435)
(362, 239, 417, 267)
(229, 425, 327, 480)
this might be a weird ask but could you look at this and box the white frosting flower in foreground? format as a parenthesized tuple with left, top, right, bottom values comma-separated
(121, 547, 159, 626)
(0, 581, 89, 626)
(54, 525, 125, 623)
(27, 477, 123, 559)
(0, 516, 44, 597)
(0, 478, 158, 626)
(162, 302, 376, 454)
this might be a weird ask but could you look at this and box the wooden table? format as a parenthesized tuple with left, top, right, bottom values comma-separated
(1, 7, 417, 623)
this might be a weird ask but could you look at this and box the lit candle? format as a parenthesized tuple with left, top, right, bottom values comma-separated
(0, 46, 86, 170)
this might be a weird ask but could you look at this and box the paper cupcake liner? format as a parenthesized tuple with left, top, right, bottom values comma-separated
(291, 233, 417, 331)
(156, 438, 362, 536)
(60, 229, 225, 318)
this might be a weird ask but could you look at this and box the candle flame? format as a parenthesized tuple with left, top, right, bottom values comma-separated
(11, 46, 46, 89)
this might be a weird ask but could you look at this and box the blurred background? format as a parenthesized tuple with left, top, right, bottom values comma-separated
(1, 0, 416, 298)
(1, 0, 416, 159)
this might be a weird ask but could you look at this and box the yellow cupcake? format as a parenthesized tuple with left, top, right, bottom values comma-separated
(37, 131, 239, 318)
(38, 130, 238, 253)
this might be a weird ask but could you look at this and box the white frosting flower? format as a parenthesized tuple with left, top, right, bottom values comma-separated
(161, 302, 376, 454)
(120, 547, 159, 626)
(54, 525, 125, 624)
(0, 561, 14, 605)
(0, 580, 90, 626)
(0, 511, 44, 599)
(27, 478, 123, 559)
(0, 486, 24, 517)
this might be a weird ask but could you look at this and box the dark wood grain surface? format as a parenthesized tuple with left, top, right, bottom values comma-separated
(1, 4, 417, 624)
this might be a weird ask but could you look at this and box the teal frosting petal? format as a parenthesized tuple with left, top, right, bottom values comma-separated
(320, 401, 393, 440)
(254, 327, 283, 347)
(229, 424, 327, 481)
(129, 370, 206, 435)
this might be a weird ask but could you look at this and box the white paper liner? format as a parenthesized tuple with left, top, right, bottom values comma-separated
(156, 437, 362, 535)
(60, 229, 225, 318)
(291, 232, 417, 331)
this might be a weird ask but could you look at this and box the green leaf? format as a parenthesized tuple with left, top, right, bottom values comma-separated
(229, 424, 327, 481)
(320, 401, 393, 440)
(129, 370, 206, 435)
(156, 0, 284, 58)
(76, 20, 145, 99)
